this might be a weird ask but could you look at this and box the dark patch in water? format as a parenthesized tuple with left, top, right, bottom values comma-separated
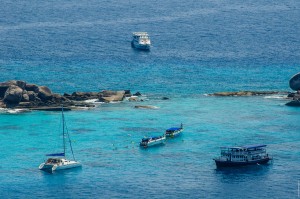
(0, 125, 21, 130)
(119, 127, 159, 132)
(100, 117, 130, 121)
(72, 128, 96, 134)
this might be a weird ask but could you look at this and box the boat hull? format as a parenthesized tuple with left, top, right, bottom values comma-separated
(131, 41, 150, 50)
(214, 157, 271, 167)
(165, 130, 182, 137)
(53, 162, 82, 171)
(39, 161, 82, 171)
(140, 138, 166, 148)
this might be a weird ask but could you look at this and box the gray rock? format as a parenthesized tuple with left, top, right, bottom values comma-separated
(208, 91, 282, 96)
(27, 91, 37, 101)
(25, 84, 39, 92)
(37, 86, 53, 101)
(8, 80, 26, 89)
(289, 73, 300, 91)
(134, 105, 159, 109)
(99, 90, 125, 102)
(286, 100, 300, 107)
(22, 93, 30, 102)
(3, 85, 23, 104)
(133, 92, 142, 96)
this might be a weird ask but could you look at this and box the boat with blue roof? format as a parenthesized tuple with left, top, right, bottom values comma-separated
(165, 123, 183, 137)
(140, 135, 166, 148)
(214, 144, 272, 167)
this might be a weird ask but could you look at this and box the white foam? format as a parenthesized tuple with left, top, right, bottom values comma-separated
(264, 95, 287, 99)
(0, 108, 31, 114)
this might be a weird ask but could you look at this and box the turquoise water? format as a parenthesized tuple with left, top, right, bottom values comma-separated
(0, 0, 300, 198)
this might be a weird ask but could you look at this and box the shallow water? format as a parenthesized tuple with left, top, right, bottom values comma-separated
(0, 0, 299, 198)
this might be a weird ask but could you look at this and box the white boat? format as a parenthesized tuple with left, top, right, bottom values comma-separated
(131, 32, 151, 50)
(165, 123, 183, 137)
(213, 144, 272, 167)
(140, 135, 166, 148)
(39, 106, 81, 172)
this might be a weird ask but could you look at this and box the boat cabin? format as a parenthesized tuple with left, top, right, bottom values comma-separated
(217, 144, 270, 163)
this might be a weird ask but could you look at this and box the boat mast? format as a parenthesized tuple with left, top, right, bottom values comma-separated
(61, 105, 76, 161)
(62, 105, 66, 157)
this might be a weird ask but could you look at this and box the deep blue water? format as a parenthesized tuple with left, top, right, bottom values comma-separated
(0, 0, 300, 198)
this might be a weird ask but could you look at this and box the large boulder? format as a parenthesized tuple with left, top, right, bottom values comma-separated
(25, 84, 39, 92)
(37, 86, 53, 101)
(27, 91, 37, 101)
(3, 85, 23, 104)
(99, 90, 125, 102)
(289, 73, 300, 91)
(286, 100, 300, 107)
(8, 80, 26, 89)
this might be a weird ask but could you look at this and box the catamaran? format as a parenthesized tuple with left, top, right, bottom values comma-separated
(214, 144, 272, 167)
(39, 106, 81, 172)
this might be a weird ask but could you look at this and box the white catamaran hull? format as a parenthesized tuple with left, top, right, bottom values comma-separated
(39, 160, 81, 171)
(53, 162, 82, 171)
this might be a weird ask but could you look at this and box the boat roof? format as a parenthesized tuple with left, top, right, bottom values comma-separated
(221, 144, 267, 150)
(142, 136, 162, 141)
(242, 144, 267, 149)
(46, 152, 65, 157)
(133, 32, 149, 36)
(166, 127, 181, 131)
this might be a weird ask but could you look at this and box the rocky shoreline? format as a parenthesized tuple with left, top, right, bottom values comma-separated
(2, 72, 300, 111)
(0, 80, 142, 111)
(286, 72, 300, 106)
(207, 91, 287, 97)
(207, 72, 300, 107)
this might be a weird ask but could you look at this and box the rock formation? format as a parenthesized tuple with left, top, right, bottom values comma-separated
(286, 73, 300, 106)
(207, 91, 284, 97)
(0, 80, 141, 110)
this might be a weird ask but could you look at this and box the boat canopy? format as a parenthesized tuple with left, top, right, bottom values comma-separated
(166, 127, 181, 131)
(221, 144, 267, 150)
(46, 152, 65, 157)
(133, 32, 149, 36)
(242, 144, 267, 149)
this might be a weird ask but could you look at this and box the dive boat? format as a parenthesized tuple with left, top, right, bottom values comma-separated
(131, 32, 151, 50)
(165, 123, 183, 137)
(39, 106, 81, 172)
(214, 144, 272, 167)
(140, 135, 166, 148)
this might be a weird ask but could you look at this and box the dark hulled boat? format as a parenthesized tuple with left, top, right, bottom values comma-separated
(214, 144, 272, 167)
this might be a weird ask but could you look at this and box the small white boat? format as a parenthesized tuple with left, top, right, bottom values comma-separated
(39, 106, 81, 172)
(131, 32, 151, 50)
(140, 135, 166, 148)
(165, 123, 183, 137)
